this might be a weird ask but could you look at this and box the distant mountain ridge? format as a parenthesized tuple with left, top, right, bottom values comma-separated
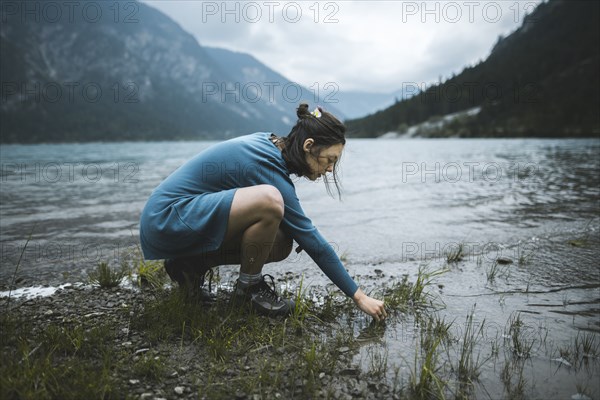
(203, 47, 403, 120)
(346, 0, 600, 138)
(0, 0, 396, 143)
(0, 1, 307, 142)
(202, 47, 346, 125)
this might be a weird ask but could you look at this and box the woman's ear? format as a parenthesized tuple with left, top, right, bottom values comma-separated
(303, 138, 315, 153)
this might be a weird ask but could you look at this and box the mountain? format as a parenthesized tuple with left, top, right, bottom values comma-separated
(0, 1, 299, 143)
(203, 47, 346, 123)
(333, 89, 406, 119)
(345, 0, 600, 138)
(204, 47, 408, 120)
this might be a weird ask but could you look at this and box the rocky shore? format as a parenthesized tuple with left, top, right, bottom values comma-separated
(1, 281, 401, 400)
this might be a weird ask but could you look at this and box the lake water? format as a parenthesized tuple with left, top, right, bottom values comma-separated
(1, 138, 599, 398)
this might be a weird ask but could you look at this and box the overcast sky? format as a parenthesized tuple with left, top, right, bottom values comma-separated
(140, 0, 543, 93)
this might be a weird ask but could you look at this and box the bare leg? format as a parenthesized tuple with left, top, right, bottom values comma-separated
(212, 185, 296, 316)
(202, 228, 292, 268)
(216, 185, 291, 274)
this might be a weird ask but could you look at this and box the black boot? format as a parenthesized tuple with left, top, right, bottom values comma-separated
(164, 256, 215, 302)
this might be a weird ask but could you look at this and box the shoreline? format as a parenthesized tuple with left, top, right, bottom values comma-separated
(1, 280, 399, 400)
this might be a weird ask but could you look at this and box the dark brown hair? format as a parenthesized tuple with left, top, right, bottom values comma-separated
(279, 103, 346, 199)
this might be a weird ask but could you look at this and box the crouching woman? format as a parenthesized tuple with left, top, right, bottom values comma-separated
(139, 103, 386, 320)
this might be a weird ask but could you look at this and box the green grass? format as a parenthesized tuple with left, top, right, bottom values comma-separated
(501, 358, 528, 400)
(409, 319, 448, 400)
(0, 313, 126, 399)
(446, 243, 465, 264)
(485, 261, 502, 283)
(505, 312, 535, 359)
(454, 307, 490, 398)
(133, 259, 167, 289)
(6, 225, 36, 309)
(87, 261, 127, 288)
(384, 265, 448, 313)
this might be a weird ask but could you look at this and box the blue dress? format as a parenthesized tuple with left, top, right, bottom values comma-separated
(139, 132, 358, 297)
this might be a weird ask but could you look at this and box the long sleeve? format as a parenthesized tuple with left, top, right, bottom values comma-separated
(274, 177, 359, 297)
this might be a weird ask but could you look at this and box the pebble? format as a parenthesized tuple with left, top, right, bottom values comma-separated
(174, 386, 184, 395)
(340, 368, 360, 376)
(338, 346, 350, 353)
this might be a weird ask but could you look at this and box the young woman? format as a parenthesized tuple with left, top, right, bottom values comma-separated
(139, 103, 387, 321)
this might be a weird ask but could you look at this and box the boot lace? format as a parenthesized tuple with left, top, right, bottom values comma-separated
(256, 274, 280, 301)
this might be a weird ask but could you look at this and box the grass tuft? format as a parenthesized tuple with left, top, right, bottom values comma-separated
(384, 265, 448, 313)
(87, 261, 126, 288)
(446, 243, 465, 264)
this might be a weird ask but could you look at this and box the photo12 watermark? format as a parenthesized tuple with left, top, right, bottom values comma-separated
(201, 81, 339, 104)
(401, 80, 543, 105)
(200, 1, 340, 24)
(1, 239, 139, 268)
(1, 1, 140, 24)
(400, 161, 539, 183)
(399, 241, 537, 264)
(1, 162, 140, 184)
(398, 1, 539, 24)
(1, 81, 140, 105)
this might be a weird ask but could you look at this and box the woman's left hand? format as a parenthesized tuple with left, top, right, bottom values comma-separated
(352, 288, 387, 321)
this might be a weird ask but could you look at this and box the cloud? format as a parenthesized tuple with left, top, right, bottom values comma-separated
(141, 0, 543, 93)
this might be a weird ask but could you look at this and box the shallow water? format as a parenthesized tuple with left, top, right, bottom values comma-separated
(1, 138, 599, 398)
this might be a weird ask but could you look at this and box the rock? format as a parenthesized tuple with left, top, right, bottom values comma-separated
(338, 346, 350, 353)
(135, 348, 150, 355)
(129, 379, 140, 385)
(340, 368, 360, 376)
(572, 394, 592, 400)
(174, 386, 184, 395)
(496, 257, 513, 265)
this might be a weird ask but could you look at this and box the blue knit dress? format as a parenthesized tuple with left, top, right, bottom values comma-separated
(139, 132, 358, 297)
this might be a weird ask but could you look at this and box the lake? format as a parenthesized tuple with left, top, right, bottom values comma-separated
(1, 137, 599, 398)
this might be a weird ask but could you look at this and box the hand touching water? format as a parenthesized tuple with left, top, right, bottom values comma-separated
(353, 288, 387, 321)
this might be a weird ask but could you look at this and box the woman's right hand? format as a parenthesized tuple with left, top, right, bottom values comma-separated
(352, 288, 387, 321)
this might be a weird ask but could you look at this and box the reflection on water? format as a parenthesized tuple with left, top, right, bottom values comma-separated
(1, 138, 599, 398)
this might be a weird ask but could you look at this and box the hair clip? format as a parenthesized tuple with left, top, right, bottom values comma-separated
(311, 107, 322, 118)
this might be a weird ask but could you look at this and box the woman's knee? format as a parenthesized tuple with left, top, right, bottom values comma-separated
(256, 184, 284, 221)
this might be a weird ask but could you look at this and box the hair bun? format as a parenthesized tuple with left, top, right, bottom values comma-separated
(296, 103, 310, 118)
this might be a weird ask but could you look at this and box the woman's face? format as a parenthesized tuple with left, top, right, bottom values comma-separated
(303, 139, 344, 181)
